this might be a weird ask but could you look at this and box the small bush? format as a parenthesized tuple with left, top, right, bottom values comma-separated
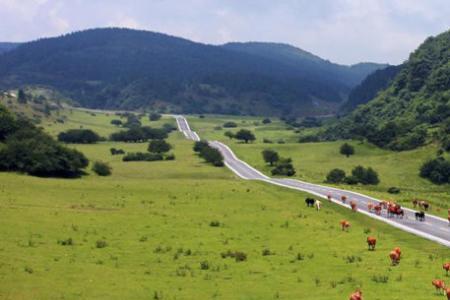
(123, 152, 163, 162)
(110, 148, 125, 155)
(58, 129, 101, 144)
(58, 238, 74, 246)
(372, 275, 389, 283)
(209, 221, 221, 227)
(262, 249, 274, 256)
(223, 121, 238, 128)
(92, 161, 112, 176)
(263, 138, 273, 144)
(221, 250, 247, 262)
(96, 240, 108, 248)
(200, 261, 209, 270)
(148, 139, 172, 153)
(326, 169, 346, 183)
(262, 118, 272, 124)
(298, 135, 320, 143)
(387, 187, 401, 194)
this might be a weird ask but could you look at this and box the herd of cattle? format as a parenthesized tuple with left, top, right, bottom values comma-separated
(303, 194, 450, 299)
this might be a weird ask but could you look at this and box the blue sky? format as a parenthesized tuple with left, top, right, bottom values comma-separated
(0, 0, 449, 64)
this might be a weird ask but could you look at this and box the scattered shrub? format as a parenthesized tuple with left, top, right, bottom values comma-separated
(123, 152, 163, 162)
(420, 157, 450, 184)
(387, 187, 401, 194)
(92, 161, 112, 176)
(96, 240, 108, 248)
(194, 141, 224, 167)
(165, 153, 175, 160)
(326, 169, 346, 183)
(209, 221, 221, 227)
(263, 138, 273, 144)
(58, 238, 74, 246)
(350, 166, 380, 185)
(58, 129, 101, 144)
(262, 118, 272, 124)
(200, 261, 209, 270)
(223, 121, 238, 128)
(148, 139, 172, 153)
(110, 148, 125, 155)
(111, 119, 122, 126)
(224, 131, 235, 139)
(110, 126, 167, 142)
(298, 135, 320, 143)
(271, 158, 296, 176)
(221, 250, 247, 262)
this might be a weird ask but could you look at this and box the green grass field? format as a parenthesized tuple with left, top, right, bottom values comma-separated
(1, 109, 450, 299)
(188, 115, 450, 217)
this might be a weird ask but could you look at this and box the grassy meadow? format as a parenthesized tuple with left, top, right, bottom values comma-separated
(188, 115, 450, 217)
(0, 109, 450, 299)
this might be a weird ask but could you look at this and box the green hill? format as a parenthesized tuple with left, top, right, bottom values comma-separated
(0, 28, 384, 117)
(341, 65, 403, 113)
(327, 29, 450, 151)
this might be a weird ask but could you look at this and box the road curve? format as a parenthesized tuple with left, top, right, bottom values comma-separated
(175, 115, 450, 248)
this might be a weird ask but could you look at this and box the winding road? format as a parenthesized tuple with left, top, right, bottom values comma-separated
(175, 115, 450, 248)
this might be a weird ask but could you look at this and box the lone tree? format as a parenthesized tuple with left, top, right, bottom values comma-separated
(148, 139, 172, 153)
(340, 143, 355, 157)
(262, 149, 279, 166)
(235, 129, 255, 143)
(224, 131, 235, 140)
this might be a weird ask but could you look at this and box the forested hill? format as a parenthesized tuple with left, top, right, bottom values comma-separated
(326, 29, 450, 151)
(223, 42, 388, 88)
(0, 28, 385, 116)
(0, 43, 20, 54)
(340, 65, 403, 113)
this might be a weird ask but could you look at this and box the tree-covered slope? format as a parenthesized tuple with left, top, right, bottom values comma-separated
(0, 42, 20, 55)
(0, 28, 383, 116)
(223, 42, 387, 88)
(341, 65, 403, 113)
(327, 30, 450, 151)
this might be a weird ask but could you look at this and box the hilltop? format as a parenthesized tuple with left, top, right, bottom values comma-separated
(0, 28, 385, 117)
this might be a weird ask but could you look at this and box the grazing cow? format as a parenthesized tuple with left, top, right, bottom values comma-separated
(314, 199, 322, 211)
(415, 211, 425, 221)
(341, 195, 347, 203)
(340, 220, 351, 231)
(444, 263, 450, 276)
(389, 250, 400, 265)
(350, 201, 357, 212)
(387, 204, 404, 218)
(366, 236, 376, 251)
(412, 199, 418, 208)
(367, 202, 374, 212)
(432, 279, 446, 294)
(380, 200, 389, 209)
(419, 200, 430, 211)
(393, 247, 401, 257)
(374, 205, 382, 216)
(349, 289, 363, 300)
(305, 198, 315, 207)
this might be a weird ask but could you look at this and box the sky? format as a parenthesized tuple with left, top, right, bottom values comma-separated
(0, 0, 449, 65)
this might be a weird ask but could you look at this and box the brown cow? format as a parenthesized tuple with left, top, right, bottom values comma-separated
(374, 205, 382, 215)
(367, 202, 374, 212)
(327, 194, 332, 201)
(444, 263, 450, 276)
(341, 195, 347, 203)
(389, 247, 401, 265)
(432, 279, 445, 294)
(349, 289, 363, 300)
(350, 201, 357, 212)
(340, 220, 351, 231)
(367, 237, 376, 251)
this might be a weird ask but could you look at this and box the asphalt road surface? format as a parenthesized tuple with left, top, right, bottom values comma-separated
(175, 115, 450, 247)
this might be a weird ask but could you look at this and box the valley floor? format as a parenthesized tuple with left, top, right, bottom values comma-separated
(0, 110, 449, 299)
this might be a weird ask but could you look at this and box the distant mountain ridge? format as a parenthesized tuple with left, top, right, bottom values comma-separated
(0, 28, 386, 116)
(0, 42, 20, 54)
